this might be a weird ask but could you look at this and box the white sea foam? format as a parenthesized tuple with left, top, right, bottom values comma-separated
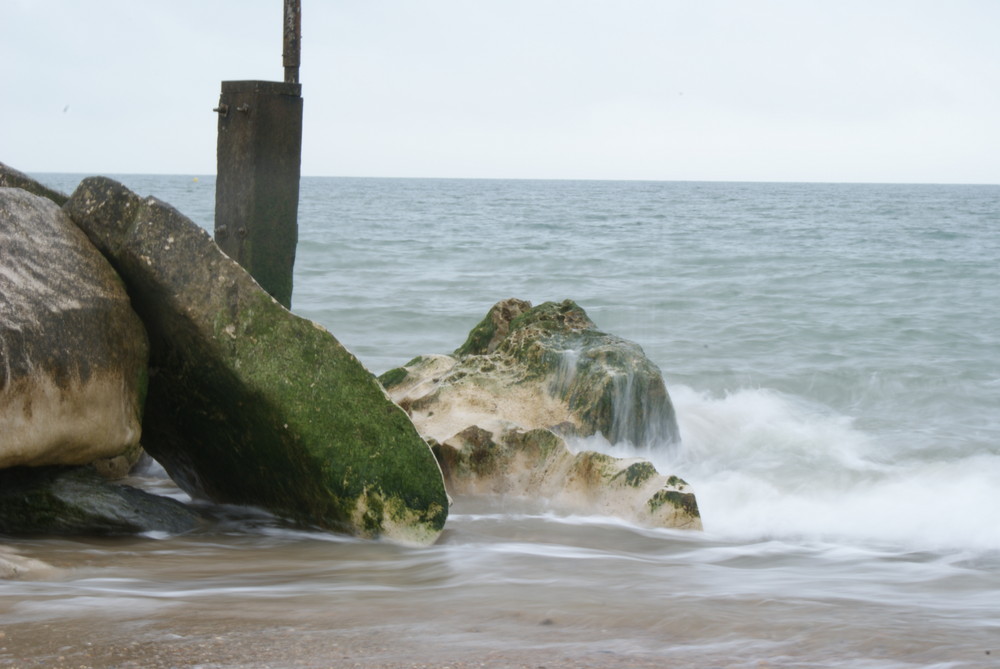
(646, 384, 1000, 552)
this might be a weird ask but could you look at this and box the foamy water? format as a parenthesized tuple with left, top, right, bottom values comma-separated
(4, 174, 998, 667)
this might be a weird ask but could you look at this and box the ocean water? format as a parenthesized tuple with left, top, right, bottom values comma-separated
(4, 174, 1000, 667)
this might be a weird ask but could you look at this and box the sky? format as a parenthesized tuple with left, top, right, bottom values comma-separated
(2, 0, 998, 184)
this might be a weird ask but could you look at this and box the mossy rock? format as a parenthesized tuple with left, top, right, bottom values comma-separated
(64, 177, 448, 545)
(648, 488, 700, 519)
(454, 298, 532, 356)
(0, 466, 202, 536)
(383, 298, 700, 530)
(459, 299, 680, 448)
(433, 424, 702, 530)
(613, 461, 659, 488)
(378, 366, 409, 389)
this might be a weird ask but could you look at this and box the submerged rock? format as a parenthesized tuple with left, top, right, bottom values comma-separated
(0, 546, 61, 580)
(433, 426, 701, 529)
(0, 466, 202, 536)
(64, 177, 448, 545)
(381, 299, 701, 530)
(0, 187, 148, 470)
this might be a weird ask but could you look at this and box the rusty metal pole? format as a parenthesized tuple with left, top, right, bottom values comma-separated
(283, 0, 301, 84)
(213, 1, 303, 309)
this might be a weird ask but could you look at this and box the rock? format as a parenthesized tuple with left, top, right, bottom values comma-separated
(380, 299, 701, 530)
(64, 177, 448, 545)
(0, 187, 148, 470)
(0, 466, 202, 536)
(0, 546, 61, 580)
(433, 426, 702, 529)
(0, 161, 68, 206)
(384, 298, 679, 448)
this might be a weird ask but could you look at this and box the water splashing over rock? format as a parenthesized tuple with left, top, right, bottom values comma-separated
(381, 298, 700, 530)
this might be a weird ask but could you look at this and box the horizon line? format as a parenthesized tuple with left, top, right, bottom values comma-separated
(27, 170, 1000, 188)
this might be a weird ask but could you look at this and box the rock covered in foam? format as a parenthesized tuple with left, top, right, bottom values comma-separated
(434, 426, 701, 529)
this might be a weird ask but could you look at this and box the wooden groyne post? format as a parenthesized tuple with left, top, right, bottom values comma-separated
(214, 0, 303, 309)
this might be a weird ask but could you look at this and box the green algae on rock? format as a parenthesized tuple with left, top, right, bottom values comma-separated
(432, 425, 702, 530)
(0, 466, 202, 536)
(64, 177, 448, 545)
(386, 298, 680, 449)
(381, 298, 701, 531)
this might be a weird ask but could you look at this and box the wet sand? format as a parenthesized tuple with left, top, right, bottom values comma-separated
(0, 617, 682, 668)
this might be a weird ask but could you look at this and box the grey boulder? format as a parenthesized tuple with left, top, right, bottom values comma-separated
(0, 187, 148, 470)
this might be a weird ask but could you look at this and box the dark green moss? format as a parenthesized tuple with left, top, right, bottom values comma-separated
(507, 300, 592, 336)
(454, 313, 498, 356)
(647, 489, 700, 518)
(378, 367, 409, 389)
(613, 461, 658, 488)
(360, 493, 386, 535)
(666, 475, 688, 488)
(454, 299, 532, 357)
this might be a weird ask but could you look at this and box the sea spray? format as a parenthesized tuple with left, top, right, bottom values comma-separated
(631, 384, 1000, 552)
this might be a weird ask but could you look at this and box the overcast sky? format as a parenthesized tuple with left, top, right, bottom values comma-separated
(3, 1, 998, 183)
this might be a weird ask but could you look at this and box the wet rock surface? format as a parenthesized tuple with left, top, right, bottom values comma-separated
(451, 298, 680, 447)
(63, 177, 448, 545)
(433, 426, 702, 529)
(0, 161, 68, 205)
(0, 466, 202, 537)
(0, 187, 148, 470)
(381, 299, 701, 530)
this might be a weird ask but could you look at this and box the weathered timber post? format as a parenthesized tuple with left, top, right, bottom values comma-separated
(214, 0, 302, 309)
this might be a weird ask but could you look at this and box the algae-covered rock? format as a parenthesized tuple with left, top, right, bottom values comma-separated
(0, 187, 148, 470)
(433, 426, 701, 529)
(64, 177, 448, 545)
(381, 299, 701, 530)
(383, 298, 679, 448)
(0, 466, 202, 536)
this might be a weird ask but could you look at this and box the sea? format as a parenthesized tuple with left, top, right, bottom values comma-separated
(3, 174, 999, 668)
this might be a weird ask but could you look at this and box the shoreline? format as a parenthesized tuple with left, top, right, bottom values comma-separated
(0, 618, 679, 668)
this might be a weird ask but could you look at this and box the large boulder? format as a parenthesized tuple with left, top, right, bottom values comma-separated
(0, 161, 68, 205)
(64, 177, 448, 545)
(380, 299, 702, 530)
(0, 466, 202, 536)
(0, 187, 148, 470)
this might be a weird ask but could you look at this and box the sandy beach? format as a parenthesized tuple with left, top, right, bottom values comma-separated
(0, 617, 686, 669)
